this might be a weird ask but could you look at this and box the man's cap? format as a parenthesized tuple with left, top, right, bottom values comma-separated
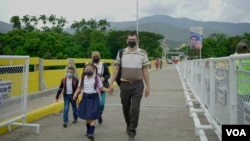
(236, 41, 249, 53)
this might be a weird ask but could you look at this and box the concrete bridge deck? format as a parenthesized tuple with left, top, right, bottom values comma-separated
(0, 64, 219, 141)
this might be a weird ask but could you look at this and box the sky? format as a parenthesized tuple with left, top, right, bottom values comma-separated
(0, 0, 250, 26)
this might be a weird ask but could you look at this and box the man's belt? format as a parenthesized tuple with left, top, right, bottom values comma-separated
(121, 79, 143, 84)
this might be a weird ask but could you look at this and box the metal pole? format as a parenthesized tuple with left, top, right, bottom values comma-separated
(200, 48, 201, 59)
(136, 0, 138, 36)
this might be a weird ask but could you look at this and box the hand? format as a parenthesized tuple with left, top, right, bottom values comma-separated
(59, 92, 63, 98)
(100, 77, 105, 82)
(144, 87, 150, 97)
(73, 94, 77, 100)
(56, 93, 63, 102)
(108, 86, 114, 95)
(108, 87, 114, 95)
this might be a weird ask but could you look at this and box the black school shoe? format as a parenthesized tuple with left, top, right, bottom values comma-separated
(129, 136, 135, 141)
(127, 129, 136, 141)
(72, 119, 77, 123)
(98, 116, 103, 124)
(63, 122, 68, 128)
(88, 135, 94, 141)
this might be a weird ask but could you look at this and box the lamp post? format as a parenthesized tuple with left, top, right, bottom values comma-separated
(161, 38, 167, 60)
(136, 0, 138, 36)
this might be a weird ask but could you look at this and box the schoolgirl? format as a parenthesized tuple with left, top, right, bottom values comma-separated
(73, 63, 111, 141)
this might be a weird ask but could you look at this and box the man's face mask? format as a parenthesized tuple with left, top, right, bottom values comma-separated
(128, 41, 137, 48)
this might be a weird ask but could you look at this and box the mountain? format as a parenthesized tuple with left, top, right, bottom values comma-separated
(2, 15, 250, 48)
(108, 15, 250, 48)
(0, 21, 13, 33)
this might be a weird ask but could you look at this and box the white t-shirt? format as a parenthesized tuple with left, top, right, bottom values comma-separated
(78, 75, 103, 94)
(66, 78, 73, 94)
(94, 62, 103, 76)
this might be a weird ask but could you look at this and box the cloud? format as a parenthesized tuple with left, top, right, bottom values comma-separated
(140, 0, 250, 23)
(0, 0, 249, 24)
(217, 0, 250, 23)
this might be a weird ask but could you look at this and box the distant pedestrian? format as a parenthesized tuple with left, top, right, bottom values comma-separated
(235, 39, 250, 124)
(108, 31, 150, 141)
(155, 58, 159, 69)
(73, 63, 112, 141)
(159, 59, 163, 69)
(56, 66, 79, 128)
(239, 39, 250, 52)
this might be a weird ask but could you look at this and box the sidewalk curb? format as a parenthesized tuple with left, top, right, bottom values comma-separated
(0, 101, 63, 134)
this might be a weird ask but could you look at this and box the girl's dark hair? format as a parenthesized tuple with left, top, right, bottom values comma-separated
(79, 63, 98, 90)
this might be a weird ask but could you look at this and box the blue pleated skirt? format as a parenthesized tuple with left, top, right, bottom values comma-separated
(77, 93, 100, 120)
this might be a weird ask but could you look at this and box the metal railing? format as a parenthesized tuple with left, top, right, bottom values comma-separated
(177, 53, 250, 141)
(0, 55, 40, 134)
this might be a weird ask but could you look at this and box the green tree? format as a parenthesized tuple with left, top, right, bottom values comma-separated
(30, 16, 38, 29)
(106, 30, 164, 59)
(97, 19, 110, 32)
(106, 30, 128, 59)
(3, 30, 27, 54)
(71, 21, 81, 33)
(89, 30, 111, 58)
(39, 14, 49, 32)
(48, 14, 56, 26)
(201, 33, 228, 58)
(71, 18, 88, 33)
(21, 15, 30, 26)
(10, 16, 21, 29)
(138, 31, 164, 58)
(86, 18, 97, 30)
(39, 14, 47, 25)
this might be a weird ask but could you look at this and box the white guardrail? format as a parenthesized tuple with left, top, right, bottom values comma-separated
(0, 55, 40, 134)
(176, 53, 250, 141)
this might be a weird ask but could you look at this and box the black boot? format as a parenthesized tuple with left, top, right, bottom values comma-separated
(98, 112, 103, 124)
(88, 126, 95, 141)
(86, 123, 90, 137)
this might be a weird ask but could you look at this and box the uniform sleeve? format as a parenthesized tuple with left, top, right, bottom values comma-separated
(97, 77, 103, 89)
(142, 51, 151, 67)
(114, 50, 121, 66)
(78, 79, 81, 87)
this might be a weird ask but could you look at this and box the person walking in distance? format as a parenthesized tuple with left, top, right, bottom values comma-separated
(73, 63, 112, 141)
(56, 66, 79, 128)
(109, 31, 151, 141)
(159, 59, 163, 69)
(91, 51, 111, 125)
(154, 58, 159, 69)
(234, 39, 250, 124)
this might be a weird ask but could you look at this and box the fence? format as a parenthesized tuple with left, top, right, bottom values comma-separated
(0, 56, 40, 134)
(0, 57, 115, 94)
(177, 53, 250, 141)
